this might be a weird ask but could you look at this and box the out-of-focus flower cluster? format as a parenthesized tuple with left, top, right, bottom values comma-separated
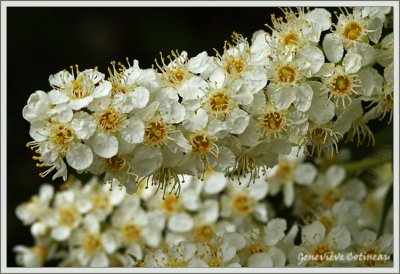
(14, 146, 393, 267)
(23, 7, 393, 198)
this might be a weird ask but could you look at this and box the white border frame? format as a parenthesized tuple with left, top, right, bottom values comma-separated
(1, 1, 399, 273)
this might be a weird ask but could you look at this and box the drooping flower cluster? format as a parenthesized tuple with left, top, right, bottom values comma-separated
(14, 145, 393, 267)
(22, 7, 393, 198)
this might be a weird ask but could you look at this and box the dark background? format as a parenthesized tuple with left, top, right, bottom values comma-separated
(6, 7, 279, 267)
(6, 7, 392, 267)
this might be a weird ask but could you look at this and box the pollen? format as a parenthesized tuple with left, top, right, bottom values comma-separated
(194, 225, 213, 242)
(311, 243, 332, 266)
(51, 125, 74, 147)
(330, 75, 352, 95)
(281, 31, 299, 46)
(262, 111, 284, 131)
(59, 207, 78, 227)
(91, 194, 110, 209)
(161, 194, 180, 214)
(232, 194, 251, 214)
(121, 223, 141, 243)
(191, 133, 211, 155)
(277, 65, 297, 83)
(144, 120, 168, 146)
(107, 155, 126, 172)
(98, 109, 120, 132)
(209, 91, 231, 114)
(342, 21, 364, 41)
(275, 162, 293, 183)
(247, 244, 266, 255)
(82, 233, 102, 253)
(225, 56, 245, 75)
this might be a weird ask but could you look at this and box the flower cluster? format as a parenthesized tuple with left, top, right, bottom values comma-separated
(14, 145, 393, 267)
(23, 7, 393, 198)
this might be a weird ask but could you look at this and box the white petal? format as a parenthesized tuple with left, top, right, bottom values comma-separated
(48, 89, 69, 104)
(306, 8, 332, 30)
(182, 108, 208, 132)
(264, 218, 287, 246)
(66, 143, 93, 170)
(130, 86, 150, 109)
(296, 46, 325, 77)
(90, 252, 108, 267)
(248, 253, 273, 267)
(323, 33, 344, 63)
(225, 108, 250, 134)
(68, 97, 93, 110)
(179, 76, 207, 100)
(120, 117, 144, 144)
(187, 51, 209, 74)
(131, 146, 162, 177)
(324, 165, 346, 187)
(204, 171, 227, 195)
(51, 226, 71, 241)
(71, 112, 97, 140)
(302, 221, 325, 245)
(253, 203, 268, 223)
(168, 212, 194, 233)
(159, 99, 186, 124)
(293, 163, 317, 185)
(293, 83, 313, 111)
(327, 226, 351, 250)
(92, 81, 111, 98)
(268, 86, 296, 110)
(92, 134, 119, 158)
(367, 17, 383, 44)
(343, 53, 362, 74)
(209, 146, 236, 172)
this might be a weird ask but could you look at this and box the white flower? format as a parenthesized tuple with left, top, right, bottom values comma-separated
(43, 188, 86, 241)
(27, 118, 94, 180)
(267, 146, 317, 207)
(14, 245, 48, 267)
(16, 184, 54, 225)
(22, 90, 53, 123)
(111, 195, 165, 248)
(48, 67, 111, 110)
(299, 220, 352, 266)
(221, 177, 269, 224)
(68, 214, 119, 267)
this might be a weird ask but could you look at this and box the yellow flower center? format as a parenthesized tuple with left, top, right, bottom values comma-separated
(144, 121, 167, 146)
(99, 109, 120, 132)
(209, 91, 231, 113)
(262, 111, 284, 131)
(107, 155, 126, 172)
(248, 244, 266, 255)
(225, 56, 245, 75)
(162, 194, 180, 214)
(275, 162, 293, 183)
(51, 125, 73, 148)
(191, 133, 211, 155)
(194, 225, 213, 242)
(164, 258, 188, 267)
(330, 75, 352, 95)
(59, 207, 78, 227)
(82, 233, 102, 253)
(311, 243, 332, 266)
(232, 194, 251, 214)
(342, 21, 363, 41)
(91, 194, 110, 209)
(281, 31, 299, 46)
(277, 65, 297, 83)
(121, 223, 141, 243)
(310, 128, 329, 145)
(71, 78, 86, 98)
